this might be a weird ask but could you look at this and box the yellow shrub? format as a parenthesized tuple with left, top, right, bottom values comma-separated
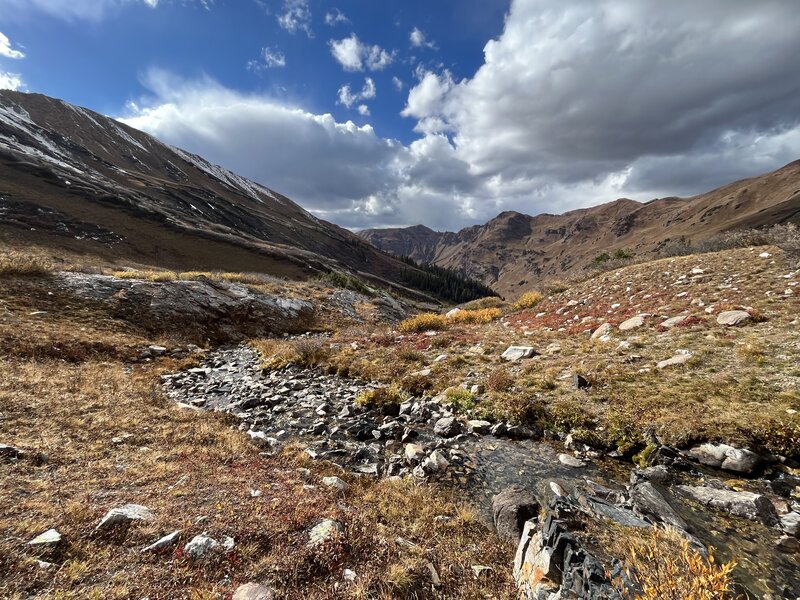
(513, 291, 544, 310)
(613, 526, 737, 600)
(448, 308, 503, 324)
(0, 252, 51, 277)
(398, 313, 448, 333)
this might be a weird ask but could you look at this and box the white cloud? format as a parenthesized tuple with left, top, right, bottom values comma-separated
(324, 8, 348, 26)
(118, 0, 800, 232)
(247, 47, 286, 70)
(337, 77, 376, 109)
(391, 76, 404, 92)
(0, 71, 24, 90)
(357, 104, 370, 116)
(409, 27, 436, 49)
(0, 0, 208, 21)
(276, 0, 312, 37)
(0, 32, 24, 60)
(329, 33, 394, 72)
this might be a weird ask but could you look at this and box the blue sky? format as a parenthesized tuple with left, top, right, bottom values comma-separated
(2, 1, 800, 231)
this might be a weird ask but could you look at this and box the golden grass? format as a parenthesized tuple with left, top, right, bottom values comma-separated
(448, 308, 503, 324)
(398, 312, 448, 333)
(612, 527, 737, 600)
(512, 291, 544, 311)
(0, 250, 52, 277)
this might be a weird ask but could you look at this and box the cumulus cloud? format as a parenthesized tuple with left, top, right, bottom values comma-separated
(391, 76, 404, 92)
(120, 0, 800, 232)
(247, 47, 286, 70)
(329, 33, 394, 72)
(337, 77, 376, 109)
(324, 8, 348, 26)
(357, 104, 370, 116)
(0, 71, 24, 90)
(409, 27, 436, 49)
(0, 32, 24, 59)
(276, 0, 312, 37)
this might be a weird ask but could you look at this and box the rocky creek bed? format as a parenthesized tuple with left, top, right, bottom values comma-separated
(162, 344, 800, 599)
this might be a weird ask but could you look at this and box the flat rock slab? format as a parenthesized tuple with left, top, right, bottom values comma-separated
(619, 316, 645, 331)
(96, 504, 153, 532)
(661, 315, 688, 329)
(501, 346, 537, 361)
(28, 529, 62, 546)
(591, 323, 613, 340)
(675, 485, 777, 525)
(233, 583, 276, 600)
(142, 530, 181, 553)
(657, 354, 692, 369)
(717, 310, 752, 326)
(688, 443, 762, 474)
(558, 454, 587, 468)
(492, 486, 540, 542)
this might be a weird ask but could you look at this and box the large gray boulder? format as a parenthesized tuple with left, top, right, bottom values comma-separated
(675, 485, 778, 525)
(56, 273, 315, 341)
(688, 443, 762, 474)
(501, 346, 538, 362)
(493, 486, 540, 542)
(95, 504, 153, 533)
(433, 416, 462, 438)
(630, 482, 687, 531)
(717, 310, 751, 326)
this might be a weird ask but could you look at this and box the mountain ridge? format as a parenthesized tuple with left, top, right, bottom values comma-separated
(360, 162, 800, 296)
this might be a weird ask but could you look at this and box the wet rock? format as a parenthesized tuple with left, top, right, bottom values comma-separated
(490, 422, 507, 437)
(776, 535, 800, 553)
(630, 465, 672, 486)
(422, 450, 449, 473)
(492, 486, 540, 542)
(717, 310, 751, 326)
(467, 420, 492, 435)
(308, 519, 344, 547)
(780, 511, 800, 536)
(630, 482, 687, 530)
(619, 315, 645, 331)
(501, 346, 537, 362)
(322, 476, 348, 492)
(28, 529, 62, 547)
(558, 454, 586, 468)
(507, 424, 541, 440)
(184, 534, 219, 560)
(232, 583, 276, 600)
(142, 530, 181, 553)
(688, 443, 762, 474)
(95, 503, 153, 533)
(675, 485, 778, 525)
(434, 416, 462, 438)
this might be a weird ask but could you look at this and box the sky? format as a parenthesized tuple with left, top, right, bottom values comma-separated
(1, 1, 800, 232)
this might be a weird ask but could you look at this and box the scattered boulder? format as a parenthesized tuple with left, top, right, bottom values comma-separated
(619, 315, 645, 331)
(558, 454, 586, 469)
(143, 530, 181, 553)
(590, 323, 613, 340)
(422, 450, 449, 474)
(184, 534, 219, 560)
(467, 420, 492, 435)
(232, 583, 276, 600)
(433, 417, 462, 438)
(322, 476, 348, 492)
(717, 310, 751, 326)
(148, 345, 167, 356)
(675, 485, 778, 525)
(630, 482, 687, 530)
(492, 486, 540, 542)
(661, 315, 688, 329)
(28, 529, 62, 548)
(688, 443, 762, 474)
(308, 519, 344, 547)
(95, 504, 153, 533)
(657, 353, 692, 369)
(404, 443, 424, 462)
(780, 512, 800, 537)
(445, 307, 462, 318)
(501, 346, 538, 362)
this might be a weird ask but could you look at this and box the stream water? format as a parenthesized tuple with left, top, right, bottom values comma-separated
(163, 345, 799, 598)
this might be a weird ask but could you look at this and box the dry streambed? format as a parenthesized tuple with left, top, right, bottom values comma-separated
(162, 344, 800, 598)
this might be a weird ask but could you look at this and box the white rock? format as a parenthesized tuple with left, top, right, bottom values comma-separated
(501, 346, 537, 361)
(660, 315, 687, 329)
(558, 454, 587, 468)
(717, 310, 751, 326)
(759, 252, 772, 258)
(232, 583, 276, 600)
(322, 476, 348, 492)
(148, 345, 167, 356)
(657, 354, 692, 369)
(619, 315, 645, 331)
(590, 323, 613, 340)
(184, 534, 219, 560)
(422, 450, 449, 473)
(142, 530, 181, 553)
(28, 529, 62, 546)
(95, 504, 153, 532)
(445, 308, 462, 318)
(308, 519, 344, 547)
(434, 354, 448, 362)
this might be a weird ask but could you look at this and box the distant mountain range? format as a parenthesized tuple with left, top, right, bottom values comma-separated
(0, 90, 439, 300)
(360, 162, 800, 296)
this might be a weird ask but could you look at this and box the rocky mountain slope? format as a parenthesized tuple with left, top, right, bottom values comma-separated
(360, 161, 800, 297)
(0, 90, 434, 297)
